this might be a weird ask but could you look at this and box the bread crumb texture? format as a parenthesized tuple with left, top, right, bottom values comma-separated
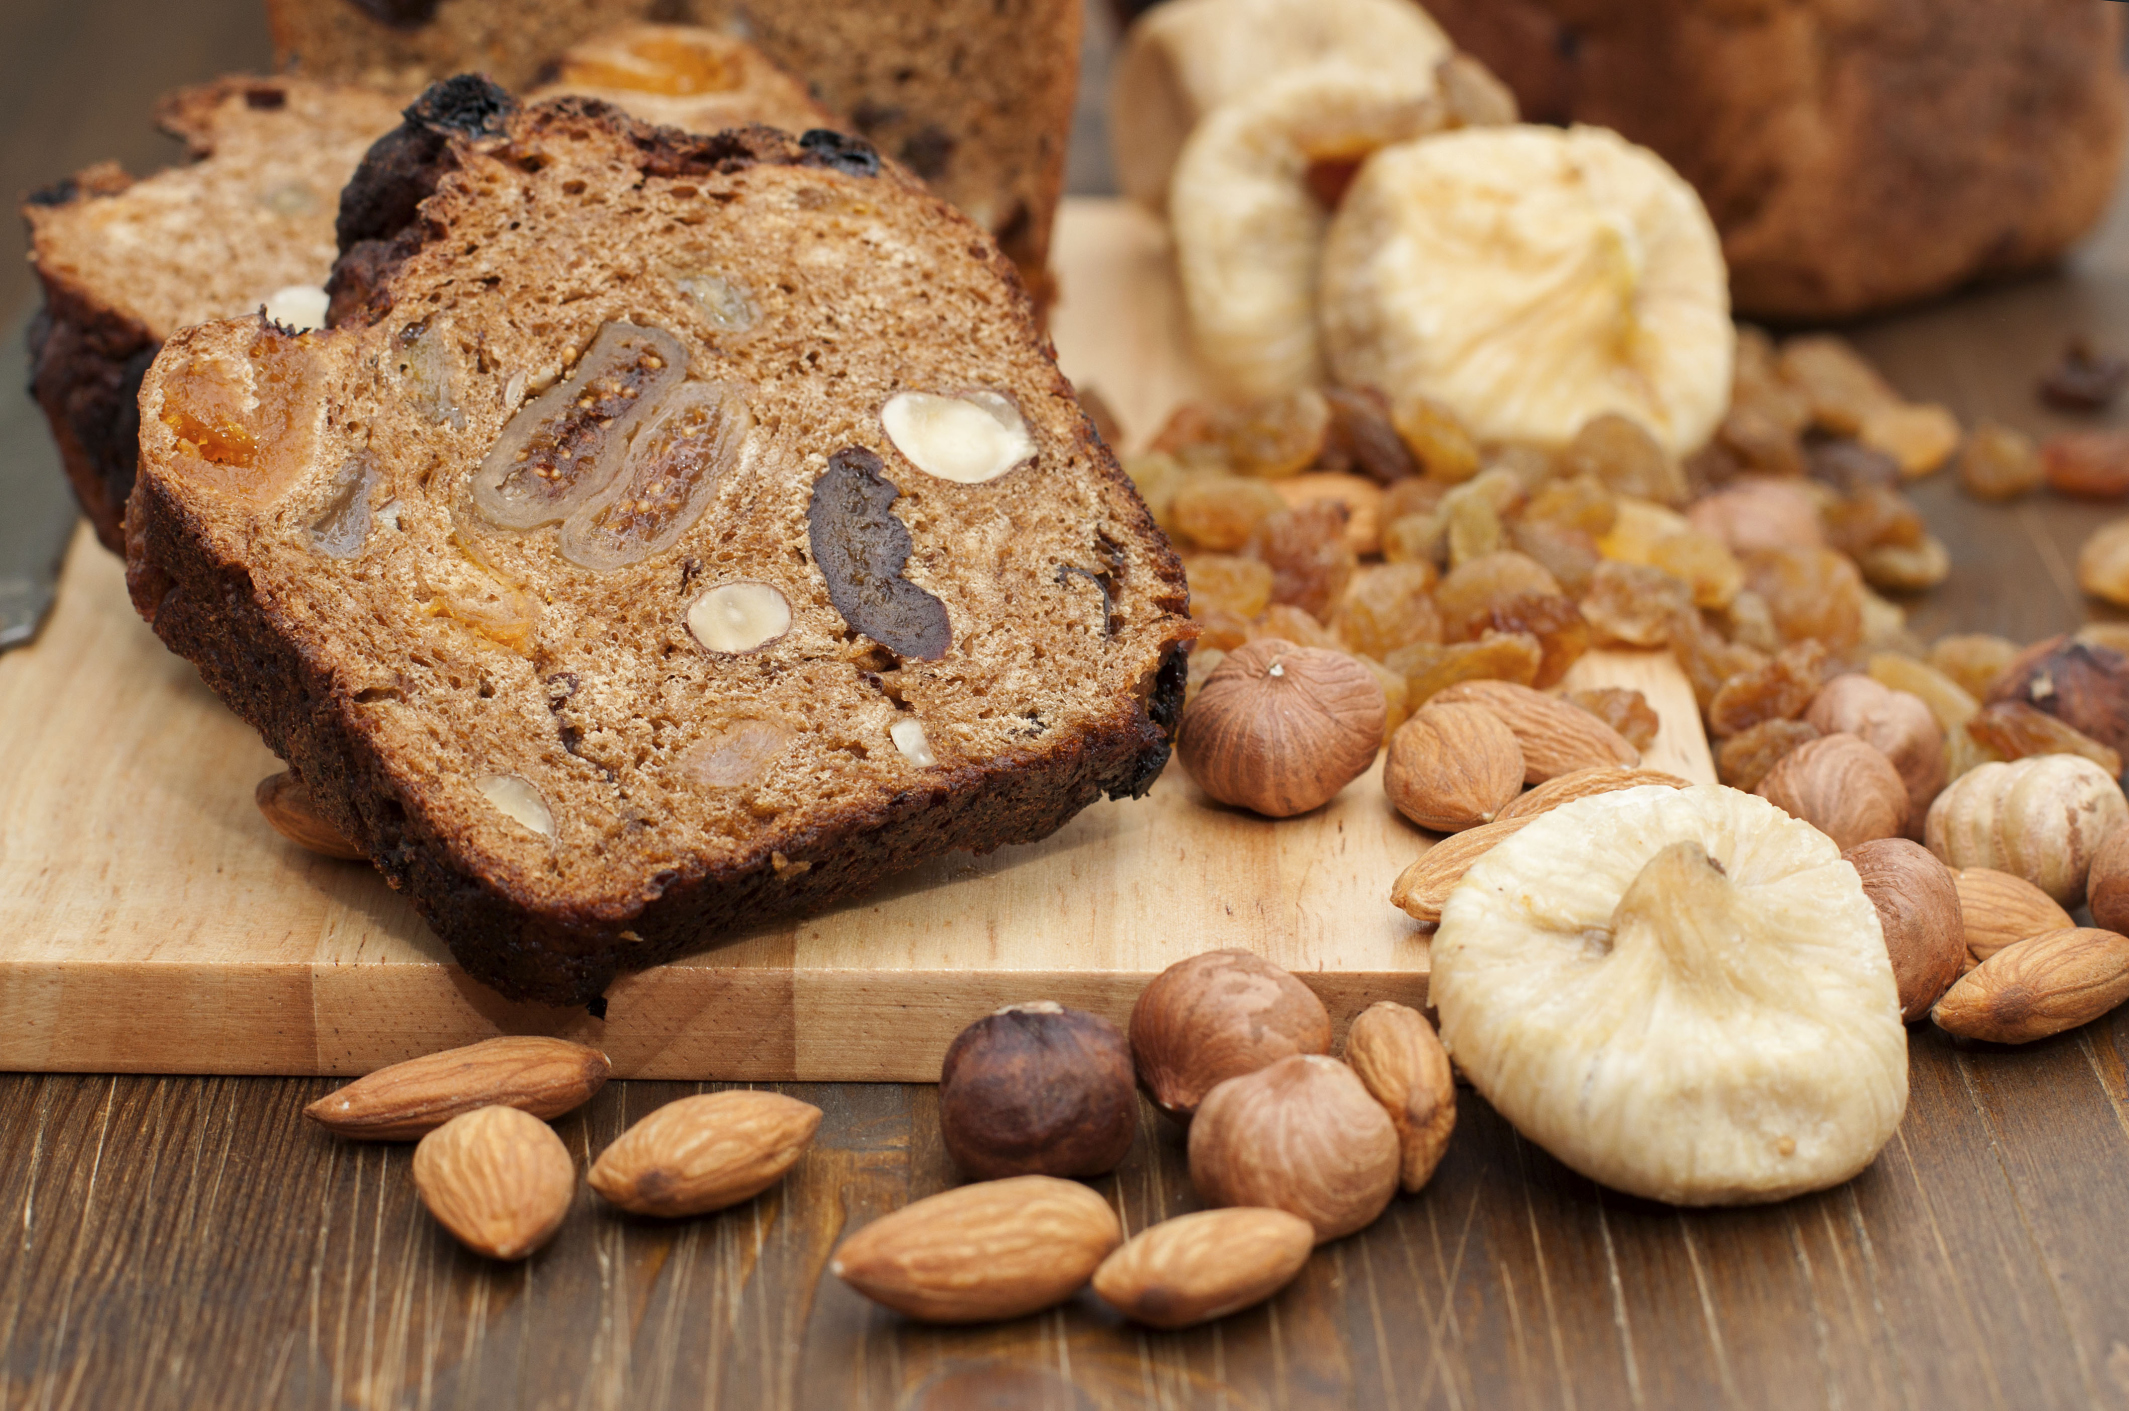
(129, 90, 1190, 1004)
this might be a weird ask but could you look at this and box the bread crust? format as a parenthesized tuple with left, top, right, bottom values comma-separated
(1425, 0, 2129, 320)
(128, 91, 1192, 1007)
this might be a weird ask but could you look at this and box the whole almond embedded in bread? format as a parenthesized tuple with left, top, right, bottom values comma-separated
(305, 1036, 611, 1141)
(1953, 867, 2075, 965)
(1382, 702, 1524, 831)
(588, 1090, 821, 1217)
(1389, 816, 1532, 927)
(411, 1105, 576, 1260)
(1427, 679, 1639, 782)
(1091, 1208, 1314, 1330)
(1931, 926, 2129, 1043)
(830, 1175, 1122, 1323)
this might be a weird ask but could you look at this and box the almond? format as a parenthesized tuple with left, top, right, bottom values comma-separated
(1389, 815, 1532, 927)
(411, 1106, 575, 1260)
(1494, 765, 1691, 822)
(1091, 1208, 1314, 1329)
(1382, 702, 1524, 831)
(1754, 731, 1907, 851)
(588, 1091, 821, 1217)
(1428, 679, 1639, 782)
(255, 770, 364, 860)
(1931, 926, 2129, 1043)
(1952, 867, 2075, 964)
(1342, 1001, 1456, 1192)
(305, 1036, 611, 1141)
(830, 1175, 1122, 1322)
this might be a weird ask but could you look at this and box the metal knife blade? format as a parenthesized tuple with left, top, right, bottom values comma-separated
(0, 311, 84, 652)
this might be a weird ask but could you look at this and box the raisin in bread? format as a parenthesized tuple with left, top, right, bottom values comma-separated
(264, 0, 1082, 304)
(26, 76, 405, 550)
(1423, 0, 2128, 319)
(126, 79, 1193, 1007)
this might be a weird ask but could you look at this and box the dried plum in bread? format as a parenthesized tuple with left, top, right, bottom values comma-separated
(125, 79, 1194, 1008)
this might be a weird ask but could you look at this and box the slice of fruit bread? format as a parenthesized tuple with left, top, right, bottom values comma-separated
(125, 78, 1194, 1007)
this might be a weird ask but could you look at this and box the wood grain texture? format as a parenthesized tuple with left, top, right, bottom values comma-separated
(1, 202, 1726, 1083)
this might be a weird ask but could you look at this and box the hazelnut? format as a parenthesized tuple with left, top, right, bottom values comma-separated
(938, 1002, 1137, 1180)
(1129, 949, 1332, 1120)
(1177, 639, 1386, 817)
(1342, 1001, 1456, 1192)
(1924, 755, 2129, 906)
(1188, 1055, 1400, 1243)
(1753, 732, 1908, 851)
(1382, 702, 1524, 832)
(1806, 674, 1947, 832)
(2089, 827, 2129, 936)
(1986, 634, 2129, 756)
(1843, 838, 1964, 1021)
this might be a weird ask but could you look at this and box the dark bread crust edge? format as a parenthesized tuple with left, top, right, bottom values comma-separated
(27, 272, 154, 554)
(130, 462, 1185, 1006)
(128, 92, 1194, 1007)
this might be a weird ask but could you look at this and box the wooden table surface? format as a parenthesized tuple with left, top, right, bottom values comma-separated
(9, 2, 2129, 1407)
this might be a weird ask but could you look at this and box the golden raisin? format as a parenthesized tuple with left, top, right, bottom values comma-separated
(1486, 444, 1558, 495)
(1381, 477, 1450, 524)
(1569, 687, 1660, 752)
(1272, 472, 1383, 555)
(1361, 655, 1412, 741)
(1507, 520, 1601, 596)
(1741, 547, 1865, 652)
(1248, 500, 1356, 619)
(1220, 389, 1332, 478)
(1170, 474, 1287, 551)
(1335, 562, 1443, 660)
(1823, 486, 1925, 557)
(1648, 529, 1743, 609)
(2042, 430, 2129, 498)
(1778, 334, 1897, 435)
(1928, 634, 2021, 699)
(2078, 517, 2129, 607)
(1435, 552, 1561, 641)
(1596, 497, 1691, 565)
(1446, 492, 1503, 565)
(1580, 560, 1693, 647)
(1716, 718, 1821, 792)
(1859, 403, 1961, 478)
(1521, 474, 1618, 537)
(1248, 603, 1343, 651)
(1381, 512, 1444, 566)
(1321, 387, 1416, 483)
(1184, 647, 1228, 706)
(1562, 412, 1686, 505)
(1720, 589, 1783, 654)
(1714, 404, 1805, 479)
(1193, 608, 1251, 652)
(1966, 700, 2123, 777)
(1185, 554, 1273, 618)
(1956, 422, 2041, 502)
(1390, 393, 1481, 482)
(1860, 535, 1950, 593)
(1669, 607, 1771, 713)
(1706, 640, 1829, 739)
(1867, 652, 1979, 733)
(1807, 439, 1902, 496)
(1482, 593, 1590, 688)
(1732, 325, 1812, 434)
(1387, 632, 1543, 706)
(1123, 452, 1187, 530)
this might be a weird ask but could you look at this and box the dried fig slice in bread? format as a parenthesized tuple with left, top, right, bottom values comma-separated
(558, 379, 752, 571)
(471, 322, 686, 530)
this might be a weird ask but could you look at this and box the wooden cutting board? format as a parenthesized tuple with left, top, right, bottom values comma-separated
(0, 199, 1714, 1081)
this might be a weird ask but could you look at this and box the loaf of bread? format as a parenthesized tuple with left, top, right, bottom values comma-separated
(126, 80, 1192, 1007)
(26, 77, 404, 550)
(264, 0, 1083, 303)
(1423, 0, 2127, 320)
(26, 29, 836, 552)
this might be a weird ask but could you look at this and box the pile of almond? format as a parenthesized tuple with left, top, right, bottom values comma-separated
(305, 1035, 820, 1260)
(827, 951, 1450, 1329)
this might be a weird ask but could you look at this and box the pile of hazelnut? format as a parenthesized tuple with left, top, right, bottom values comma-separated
(828, 951, 1451, 1329)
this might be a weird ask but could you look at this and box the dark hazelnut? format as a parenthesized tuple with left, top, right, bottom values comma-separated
(938, 1002, 1137, 1180)
(1128, 949, 1332, 1120)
